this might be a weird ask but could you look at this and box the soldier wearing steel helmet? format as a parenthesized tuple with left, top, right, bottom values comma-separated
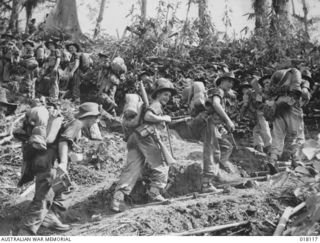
(110, 78, 176, 213)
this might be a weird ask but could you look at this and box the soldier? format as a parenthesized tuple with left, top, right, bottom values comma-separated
(97, 56, 127, 116)
(0, 88, 17, 118)
(28, 19, 37, 35)
(110, 78, 176, 213)
(239, 79, 272, 153)
(65, 42, 81, 102)
(21, 40, 38, 98)
(202, 72, 239, 192)
(41, 39, 61, 99)
(267, 68, 312, 174)
(16, 102, 101, 235)
(255, 75, 273, 153)
(0, 32, 20, 83)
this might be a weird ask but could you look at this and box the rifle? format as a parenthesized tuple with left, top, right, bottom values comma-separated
(229, 131, 238, 150)
(171, 116, 192, 125)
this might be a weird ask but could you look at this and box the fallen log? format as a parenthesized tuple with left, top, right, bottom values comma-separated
(291, 202, 306, 216)
(217, 175, 270, 188)
(20, 183, 35, 198)
(251, 167, 287, 177)
(273, 202, 306, 236)
(131, 191, 224, 209)
(170, 221, 250, 236)
(273, 207, 293, 236)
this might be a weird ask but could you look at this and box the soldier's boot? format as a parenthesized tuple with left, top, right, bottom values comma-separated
(263, 145, 272, 155)
(254, 145, 264, 153)
(110, 190, 126, 213)
(147, 187, 167, 202)
(291, 155, 304, 169)
(266, 156, 279, 175)
(201, 177, 223, 193)
(41, 212, 71, 232)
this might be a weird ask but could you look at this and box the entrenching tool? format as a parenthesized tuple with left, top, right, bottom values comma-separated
(166, 124, 175, 159)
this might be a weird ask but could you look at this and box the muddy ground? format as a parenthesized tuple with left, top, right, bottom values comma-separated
(0, 114, 319, 236)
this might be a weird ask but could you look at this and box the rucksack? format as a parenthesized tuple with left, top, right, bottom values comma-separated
(111, 57, 127, 74)
(121, 93, 144, 140)
(79, 53, 93, 72)
(36, 45, 45, 61)
(188, 81, 207, 117)
(26, 105, 63, 150)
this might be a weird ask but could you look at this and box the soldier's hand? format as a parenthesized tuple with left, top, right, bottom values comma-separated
(162, 115, 172, 123)
(226, 119, 235, 132)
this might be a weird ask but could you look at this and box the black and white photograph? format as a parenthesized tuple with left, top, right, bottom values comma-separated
(1, 0, 320, 240)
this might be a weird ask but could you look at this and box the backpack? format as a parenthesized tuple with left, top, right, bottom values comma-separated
(79, 53, 93, 72)
(121, 94, 144, 140)
(36, 46, 45, 61)
(188, 81, 207, 117)
(26, 106, 63, 150)
(111, 57, 127, 74)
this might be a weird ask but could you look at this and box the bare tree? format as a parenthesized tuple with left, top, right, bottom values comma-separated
(270, 0, 291, 34)
(252, 0, 269, 33)
(8, 0, 20, 32)
(141, 0, 147, 21)
(23, 0, 47, 33)
(44, 0, 83, 40)
(292, 0, 312, 39)
(93, 0, 107, 39)
(198, 0, 213, 39)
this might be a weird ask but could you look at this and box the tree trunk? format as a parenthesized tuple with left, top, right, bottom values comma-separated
(253, 0, 269, 33)
(198, 0, 212, 39)
(141, 0, 147, 21)
(93, 0, 107, 39)
(301, 0, 309, 38)
(44, 0, 83, 40)
(271, 0, 291, 34)
(25, 7, 33, 34)
(8, 0, 20, 32)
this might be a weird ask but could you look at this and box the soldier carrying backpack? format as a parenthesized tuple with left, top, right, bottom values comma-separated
(15, 102, 101, 235)
(97, 56, 127, 116)
(110, 78, 176, 213)
(266, 68, 313, 174)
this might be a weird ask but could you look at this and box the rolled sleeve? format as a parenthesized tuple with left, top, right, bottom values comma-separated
(58, 120, 82, 145)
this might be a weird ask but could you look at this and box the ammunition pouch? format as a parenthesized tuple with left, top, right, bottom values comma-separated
(97, 93, 117, 112)
(51, 166, 72, 194)
(262, 103, 276, 122)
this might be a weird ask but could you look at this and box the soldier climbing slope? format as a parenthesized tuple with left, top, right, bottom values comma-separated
(110, 78, 176, 213)
(202, 72, 239, 193)
(41, 39, 61, 99)
(15, 102, 101, 235)
(64, 42, 81, 103)
(266, 68, 313, 174)
(0, 32, 20, 83)
(97, 56, 127, 116)
(238, 77, 272, 153)
(20, 40, 38, 99)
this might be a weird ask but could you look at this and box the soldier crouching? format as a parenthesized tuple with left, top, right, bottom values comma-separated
(110, 78, 176, 213)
